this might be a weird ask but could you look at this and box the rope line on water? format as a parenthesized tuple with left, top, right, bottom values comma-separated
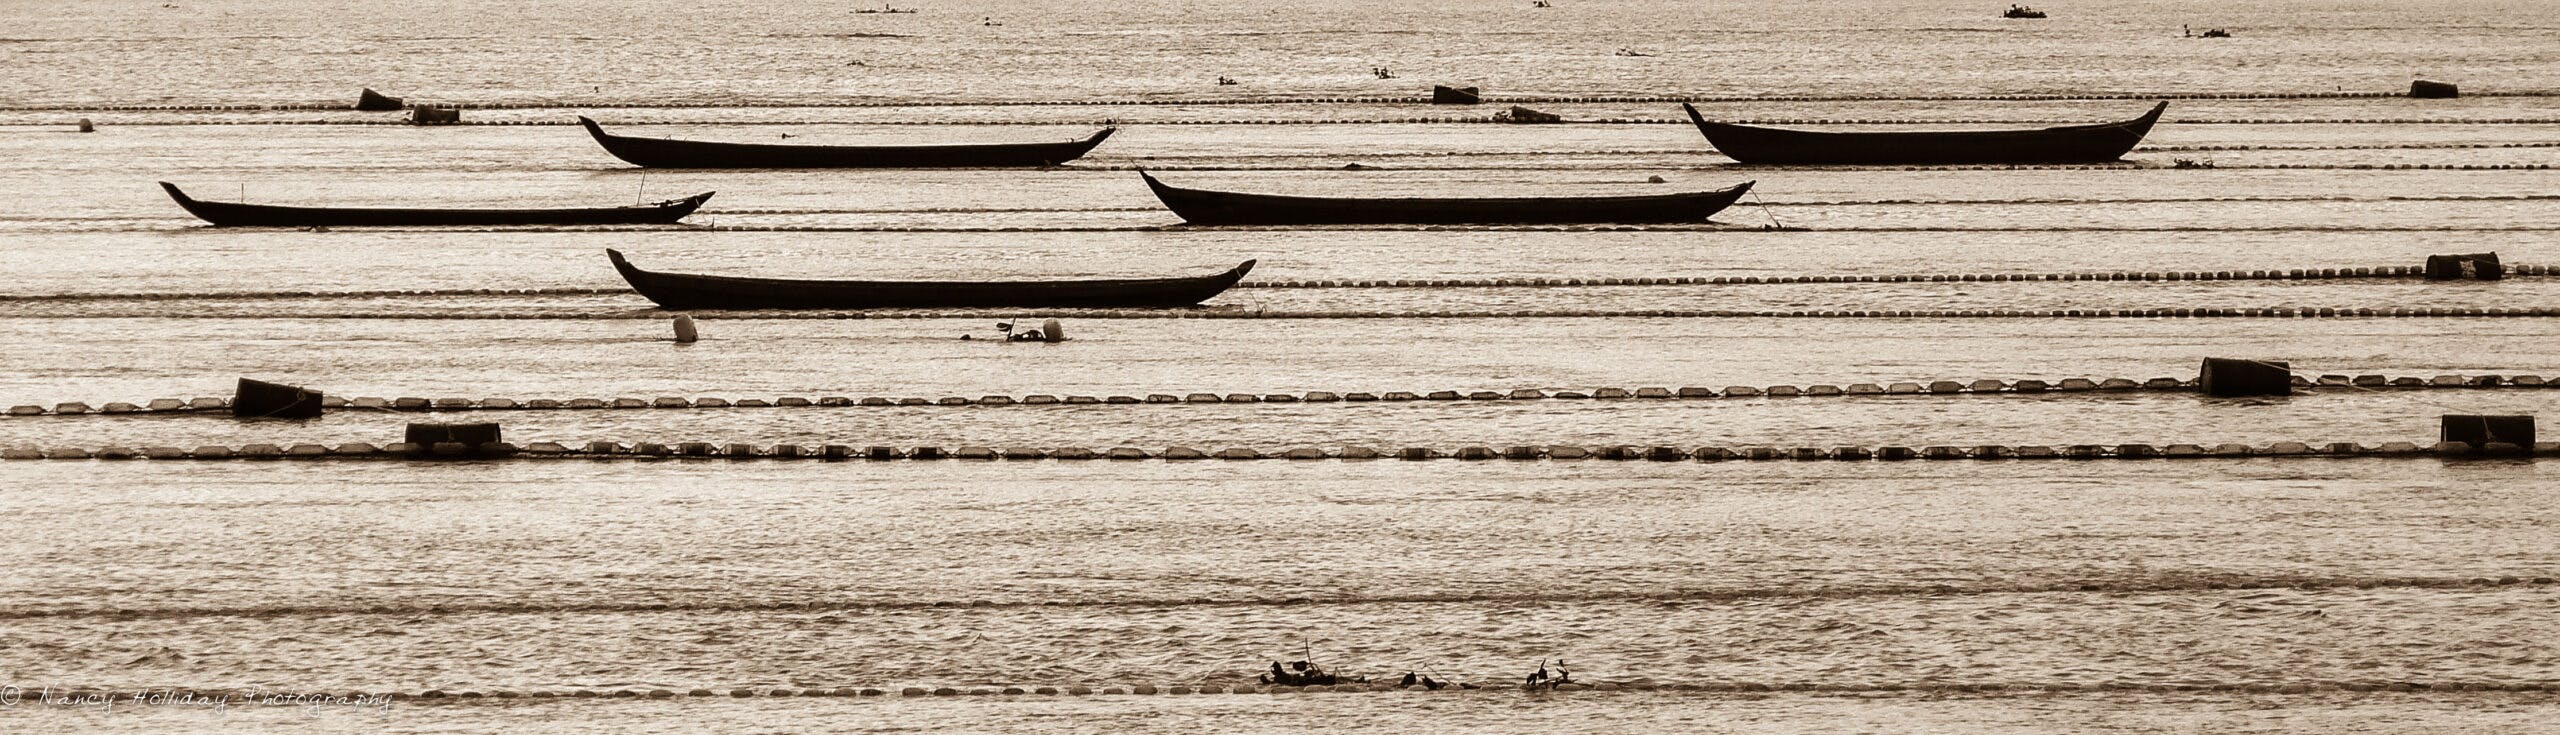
(0, 264, 2542, 303)
(15, 117, 2560, 127)
(19, 194, 2554, 225)
(22, 673, 2559, 705)
(6, 306, 2556, 320)
(2, 439, 2551, 461)
(6, 373, 2545, 417)
(702, 195, 2560, 213)
(548, 223, 2560, 233)
(7, 89, 2558, 113)
(12, 573, 2539, 621)
(20, 221, 2560, 235)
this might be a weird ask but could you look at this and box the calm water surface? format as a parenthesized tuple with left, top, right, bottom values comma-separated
(2, 0, 2556, 732)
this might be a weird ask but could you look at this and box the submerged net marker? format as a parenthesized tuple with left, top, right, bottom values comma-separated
(232, 378, 323, 419)
(401, 423, 502, 457)
(408, 106, 460, 125)
(1431, 85, 1482, 105)
(2198, 359, 2292, 397)
(2425, 252, 2504, 281)
(2441, 414, 2534, 449)
(355, 87, 406, 111)
(671, 314, 699, 343)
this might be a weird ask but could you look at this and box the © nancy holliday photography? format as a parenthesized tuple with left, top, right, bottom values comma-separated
(1, 0, 2557, 731)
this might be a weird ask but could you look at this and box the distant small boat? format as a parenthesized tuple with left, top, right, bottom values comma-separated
(606, 249, 1255, 310)
(2003, 4, 2047, 18)
(1140, 172, 1753, 225)
(161, 182, 711, 227)
(577, 117, 1114, 168)
(1683, 101, 2168, 165)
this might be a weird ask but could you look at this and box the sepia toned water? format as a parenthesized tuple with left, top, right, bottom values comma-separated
(2, 0, 2557, 732)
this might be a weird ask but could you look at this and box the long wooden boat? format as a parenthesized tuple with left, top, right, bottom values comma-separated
(1683, 101, 2167, 165)
(1141, 172, 1753, 225)
(577, 117, 1115, 168)
(161, 182, 711, 227)
(607, 249, 1255, 310)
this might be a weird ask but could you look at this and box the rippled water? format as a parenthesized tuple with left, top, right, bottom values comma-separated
(4, 0, 2558, 732)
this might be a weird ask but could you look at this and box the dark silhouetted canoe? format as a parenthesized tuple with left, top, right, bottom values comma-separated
(1140, 172, 1752, 225)
(161, 183, 711, 227)
(607, 249, 1255, 310)
(577, 117, 1115, 168)
(1684, 101, 2167, 165)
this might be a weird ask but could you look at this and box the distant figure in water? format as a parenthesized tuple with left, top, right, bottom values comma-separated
(1259, 658, 1343, 685)
(1524, 659, 1574, 689)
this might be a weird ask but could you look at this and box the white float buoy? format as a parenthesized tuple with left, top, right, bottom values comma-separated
(672, 314, 698, 343)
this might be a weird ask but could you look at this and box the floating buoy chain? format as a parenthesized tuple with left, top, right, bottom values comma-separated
(5, 373, 2546, 417)
(1, 440, 2551, 461)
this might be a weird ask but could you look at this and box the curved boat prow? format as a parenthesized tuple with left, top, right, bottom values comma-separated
(667, 191, 718, 212)
(606, 248, 652, 284)
(1044, 127, 1117, 164)
(158, 181, 222, 223)
(2126, 101, 2170, 131)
